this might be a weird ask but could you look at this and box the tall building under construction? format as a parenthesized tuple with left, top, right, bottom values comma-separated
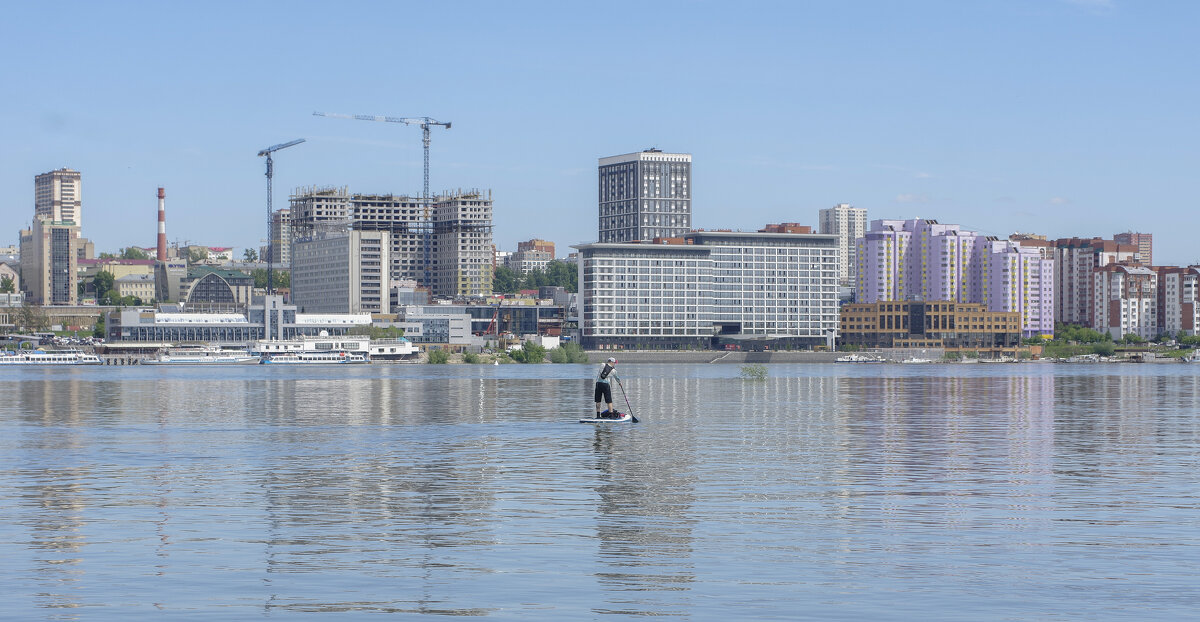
(289, 186, 493, 299)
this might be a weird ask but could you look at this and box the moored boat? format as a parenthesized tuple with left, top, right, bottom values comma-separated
(0, 350, 103, 365)
(258, 351, 369, 364)
(143, 346, 258, 365)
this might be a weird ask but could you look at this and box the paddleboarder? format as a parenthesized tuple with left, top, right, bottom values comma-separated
(593, 357, 620, 418)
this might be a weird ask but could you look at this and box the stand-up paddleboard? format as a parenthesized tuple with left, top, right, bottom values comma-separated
(580, 412, 633, 424)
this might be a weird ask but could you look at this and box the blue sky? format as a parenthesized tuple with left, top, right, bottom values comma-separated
(2, 0, 1197, 264)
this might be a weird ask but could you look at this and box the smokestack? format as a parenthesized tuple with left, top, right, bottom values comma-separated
(157, 187, 167, 261)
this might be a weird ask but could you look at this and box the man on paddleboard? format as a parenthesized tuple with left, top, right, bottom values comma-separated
(594, 357, 620, 419)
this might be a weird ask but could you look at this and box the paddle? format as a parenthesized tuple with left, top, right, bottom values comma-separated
(613, 376, 639, 423)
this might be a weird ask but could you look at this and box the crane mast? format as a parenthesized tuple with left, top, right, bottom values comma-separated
(257, 138, 305, 295)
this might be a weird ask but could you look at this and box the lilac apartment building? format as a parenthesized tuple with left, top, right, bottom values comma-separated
(857, 218, 1054, 338)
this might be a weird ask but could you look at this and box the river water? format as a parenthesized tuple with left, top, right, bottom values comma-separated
(2, 362, 1198, 620)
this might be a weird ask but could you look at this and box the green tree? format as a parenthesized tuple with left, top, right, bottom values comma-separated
(243, 248, 258, 262)
(1, 275, 15, 293)
(509, 341, 547, 363)
(493, 265, 521, 293)
(549, 341, 589, 363)
(427, 349, 449, 364)
(252, 268, 291, 289)
(1091, 342, 1116, 357)
(93, 313, 106, 338)
(121, 247, 150, 260)
(93, 271, 115, 301)
(463, 352, 481, 364)
(14, 303, 49, 332)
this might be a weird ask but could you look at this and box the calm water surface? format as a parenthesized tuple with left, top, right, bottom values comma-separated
(2, 363, 1198, 620)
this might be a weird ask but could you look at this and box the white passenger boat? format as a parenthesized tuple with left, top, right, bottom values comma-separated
(143, 346, 258, 365)
(0, 350, 103, 365)
(258, 351, 369, 364)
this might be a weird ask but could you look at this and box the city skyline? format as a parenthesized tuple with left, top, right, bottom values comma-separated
(3, 1, 1198, 265)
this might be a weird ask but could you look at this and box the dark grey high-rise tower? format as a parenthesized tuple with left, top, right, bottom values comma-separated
(598, 149, 691, 243)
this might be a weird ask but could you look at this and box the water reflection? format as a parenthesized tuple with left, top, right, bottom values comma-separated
(1, 365, 1198, 619)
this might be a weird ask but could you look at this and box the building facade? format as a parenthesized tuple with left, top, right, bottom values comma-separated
(517, 238, 555, 256)
(1093, 264, 1158, 340)
(1052, 237, 1137, 328)
(839, 301, 1021, 350)
(19, 218, 80, 305)
(106, 295, 371, 343)
(575, 230, 839, 349)
(268, 208, 292, 266)
(1113, 231, 1153, 266)
(857, 219, 1054, 338)
(434, 190, 494, 298)
(291, 229, 390, 314)
(818, 203, 867, 287)
(35, 168, 82, 231)
(506, 249, 552, 274)
(290, 186, 494, 299)
(598, 149, 691, 243)
(1158, 266, 1200, 337)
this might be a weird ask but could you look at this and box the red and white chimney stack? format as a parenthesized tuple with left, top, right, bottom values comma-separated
(156, 187, 167, 261)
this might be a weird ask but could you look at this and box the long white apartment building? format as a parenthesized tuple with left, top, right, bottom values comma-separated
(575, 230, 839, 349)
(818, 203, 867, 287)
(291, 229, 389, 314)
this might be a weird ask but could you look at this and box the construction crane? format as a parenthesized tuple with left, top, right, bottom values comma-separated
(313, 112, 450, 287)
(257, 138, 305, 295)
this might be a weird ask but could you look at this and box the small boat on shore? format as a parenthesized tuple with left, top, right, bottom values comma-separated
(0, 350, 103, 365)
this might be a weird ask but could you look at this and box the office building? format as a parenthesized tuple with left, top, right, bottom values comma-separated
(598, 149, 691, 243)
(575, 229, 839, 349)
(18, 218, 80, 305)
(106, 295, 371, 343)
(839, 301, 1021, 350)
(291, 229, 390, 314)
(507, 248, 552, 274)
(818, 203, 867, 287)
(1114, 231, 1153, 266)
(35, 168, 82, 231)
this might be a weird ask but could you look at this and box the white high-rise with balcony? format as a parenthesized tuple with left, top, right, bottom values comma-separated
(818, 203, 867, 287)
(598, 149, 691, 243)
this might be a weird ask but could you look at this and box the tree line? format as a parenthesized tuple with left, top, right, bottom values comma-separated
(493, 260, 576, 294)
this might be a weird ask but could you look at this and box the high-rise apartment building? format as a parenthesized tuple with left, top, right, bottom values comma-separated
(35, 168, 82, 230)
(598, 149, 691, 243)
(435, 191, 494, 298)
(290, 186, 494, 299)
(1093, 264, 1158, 340)
(268, 208, 292, 266)
(818, 203, 867, 287)
(1157, 266, 1200, 337)
(857, 219, 1054, 338)
(1052, 238, 1137, 328)
(517, 239, 555, 256)
(1113, 231, 1153, 266)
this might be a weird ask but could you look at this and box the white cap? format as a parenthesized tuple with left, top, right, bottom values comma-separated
(607, 357, 617, 364)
